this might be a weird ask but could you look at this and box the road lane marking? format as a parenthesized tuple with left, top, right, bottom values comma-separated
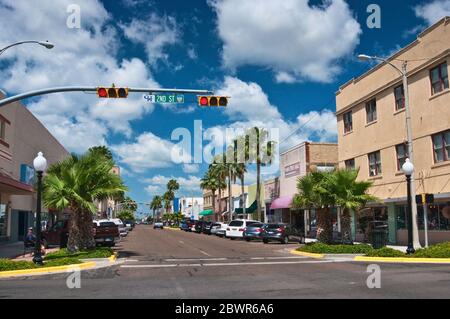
(165, 258, 227, 262)
(179, 241, 184, 244)
(120, 260, 345, 269)
(199, 250, 211, 256)
(250, 256, 308, 260)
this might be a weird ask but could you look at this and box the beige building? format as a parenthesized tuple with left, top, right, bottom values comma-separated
(0, 91, 69, 242)
(269, 142, 338, 231)
(96, 166, 121, 219)
(336, 17, 450, 245)
(203, 184, 248, 221)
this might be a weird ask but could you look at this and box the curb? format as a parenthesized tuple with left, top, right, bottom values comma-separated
(354, 256, 450, 264)
(290, 249, 325, 259)
(166, 227, 181, 231)
(108, 253, 117, 262)
(0, 261, 96, 278)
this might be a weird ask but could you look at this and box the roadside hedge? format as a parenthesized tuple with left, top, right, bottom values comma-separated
(298, 243, 373, 254)
(0, 257, 82, 272)
(44, 247, 113, 260)
(364, 242, 450, 258)
(364, 247, 405, 257)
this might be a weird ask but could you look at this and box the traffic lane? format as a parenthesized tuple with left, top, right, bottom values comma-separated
(118, 225, 300, 260)
(1, 261, 449, 298)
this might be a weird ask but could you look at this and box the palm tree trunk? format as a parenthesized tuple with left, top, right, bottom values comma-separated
(316, 208, 332, 244)
(212, 190, 216, 221)
(341, 208, 353, 244)
(67, 209, 95, 252)
(218, 188, 222, 221)
(228, 167, 232, 223)
(256, 161, 262, 222)
(241, 176, 246, 218)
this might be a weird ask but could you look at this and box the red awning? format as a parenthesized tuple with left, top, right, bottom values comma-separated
(0, 173, 34, 195)
(270, 196, 293, 210)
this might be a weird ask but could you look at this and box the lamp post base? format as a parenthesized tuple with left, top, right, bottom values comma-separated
(32, 255, 43, 265)
(406, 246, 416, 255)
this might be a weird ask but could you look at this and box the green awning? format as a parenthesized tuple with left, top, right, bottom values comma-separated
(235, 201, 257, 214)
(199, 209, 214, 216)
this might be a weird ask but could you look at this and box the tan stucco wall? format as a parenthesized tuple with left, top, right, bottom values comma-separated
(0, 92, 69, 211)
(336, 18, 450, 200)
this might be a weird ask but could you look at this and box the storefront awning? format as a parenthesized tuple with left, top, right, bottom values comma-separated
(199, 209, 214, 216)
(235, 201, 257, 214)
(0, 173, 34, 195)
(270, 196, 293, 210)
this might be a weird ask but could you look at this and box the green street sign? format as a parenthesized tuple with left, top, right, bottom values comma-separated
(154, 94, 184, 104)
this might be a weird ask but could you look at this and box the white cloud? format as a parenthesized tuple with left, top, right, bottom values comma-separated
(120, 13, 180, 66)
(144, 175, 202, 196)
(414, 0, 450, 25)
(111, 132, 191, 172)
(0, 0, 163, 151)
(210, 0, 361, 83)
(183, 164, 200, 174)
(275, 72, 297, 84)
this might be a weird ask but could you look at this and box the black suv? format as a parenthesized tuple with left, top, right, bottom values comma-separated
(261, 224, 305, 244)
(194, 220, 204, 233)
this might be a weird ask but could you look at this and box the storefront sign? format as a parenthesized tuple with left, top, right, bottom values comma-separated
(20, 164, 35, 185)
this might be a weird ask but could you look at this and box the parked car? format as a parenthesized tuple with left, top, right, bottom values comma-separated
(211, 222, 226, 236)
(41, 220, 69, 248)
(190, 220, 198, 232)
(123, 220, 133, 232)
(194, 220, 205, 233)
(243, 222, 265, 241)
(180, 221, 190, 231)
(226, 219, 260, 240)
(202, 221, 213, 235)
(110, 218, 128, 237)
(154, 221, 164, 229)
(92, 220, 120, 247)
(261, 223, 304, 244)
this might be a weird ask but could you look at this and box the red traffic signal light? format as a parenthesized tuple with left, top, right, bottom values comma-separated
(97, 87, 129, 98)
(198, 96, 229, 107)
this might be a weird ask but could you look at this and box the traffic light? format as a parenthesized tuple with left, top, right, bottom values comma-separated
(97, 87, 129, 98)
(198, 96, 229, 107)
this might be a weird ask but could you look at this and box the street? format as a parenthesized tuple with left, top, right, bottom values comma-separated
(1, 225, 449, 299)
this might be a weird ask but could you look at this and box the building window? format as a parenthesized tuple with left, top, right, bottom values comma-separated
(396, 204, 450, 231)
(432, 130, 450, 163)
(430, 62, 449, 95)
(345, 158, 355, 170)
(396, 143, 408, 171)
(368, 151, 382, 176)
(343, 111, 352, 133)
(0, 204, 7, 238)
(365, 99, 377, 123)
(394, 85, 405, 111)
(0, 120, 5, 140)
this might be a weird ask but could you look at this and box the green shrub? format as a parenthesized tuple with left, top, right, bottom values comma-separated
(365, 247, 406, 257)
(0, 257, 82, 272)
(44, 247, 113, 260)
(0, 259, 38, 271)
(412, 242, 450, 258)
(298, 243, 373, 254)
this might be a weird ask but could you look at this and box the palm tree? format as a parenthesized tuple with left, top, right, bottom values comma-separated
(163, 191, 172, 213)
(243, 127, 275, 221)
(327, 169, 378, 243)
(293, 171, 334, 243)
(200, 168, 223, 220)
(150, 195, 163, 220)
(210, 160, 227, 220)
(43, 152, 127, 252)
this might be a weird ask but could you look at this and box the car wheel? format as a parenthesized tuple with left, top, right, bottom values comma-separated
(245, 238, 251, 242)
(230, 237, 235, 240)
(263, 239, 268, 244)
(282, 236, 289, 244)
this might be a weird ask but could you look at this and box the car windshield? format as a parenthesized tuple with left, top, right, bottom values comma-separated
(266, 224, 283, 229)
(248, 223, 263, 228)
(229, 221, 244, 227)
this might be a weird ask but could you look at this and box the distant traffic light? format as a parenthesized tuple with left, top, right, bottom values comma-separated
(198, 96, 229, 107)
(97, 86, 129, 98)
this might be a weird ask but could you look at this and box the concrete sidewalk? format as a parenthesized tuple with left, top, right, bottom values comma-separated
(0, 242, 25, 259)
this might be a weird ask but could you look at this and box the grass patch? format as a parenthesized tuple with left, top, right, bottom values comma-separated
(0, 257, 82, 272)
(44, 247, 113, 261)
(298, 243, 373, 254)
(364, 242, 450, 258)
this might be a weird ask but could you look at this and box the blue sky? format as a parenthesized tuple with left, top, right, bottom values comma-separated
(0, 0, 449, 215)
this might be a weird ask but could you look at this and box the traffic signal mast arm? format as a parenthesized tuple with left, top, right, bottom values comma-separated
(0, 86, 214, 107)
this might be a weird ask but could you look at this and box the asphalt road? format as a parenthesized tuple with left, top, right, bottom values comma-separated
(1, 225, 449, 299)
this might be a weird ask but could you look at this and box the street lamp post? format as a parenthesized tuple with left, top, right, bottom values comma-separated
(0, 41, 54, 56)
(32, 152, 47, 265)
(358, 54, 421, 249)
(402, 158, 415, 255)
